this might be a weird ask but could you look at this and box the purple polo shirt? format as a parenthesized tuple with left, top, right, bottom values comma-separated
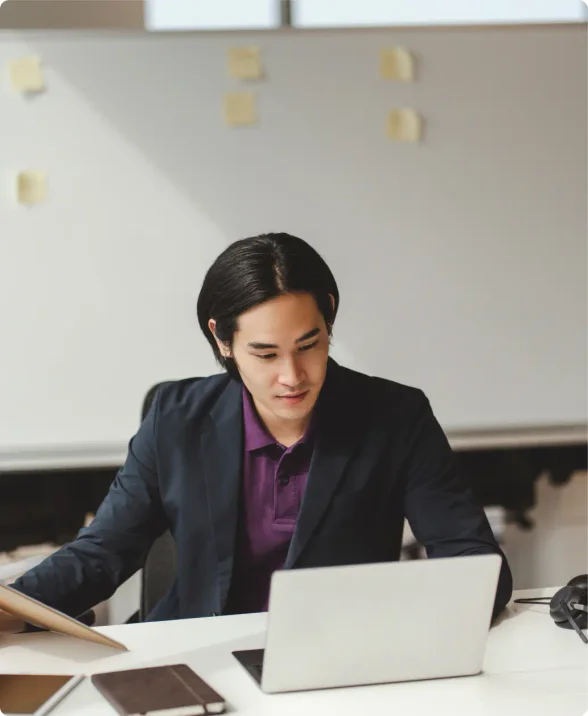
(223, 387, 314, 614)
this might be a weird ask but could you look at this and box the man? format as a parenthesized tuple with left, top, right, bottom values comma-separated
(2, 233, 512, 633)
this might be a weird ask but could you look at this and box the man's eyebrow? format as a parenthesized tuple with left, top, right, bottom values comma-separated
(295, 328, 320, 344)
(247, 341, 278, 350)
(247, 328, 321, 351)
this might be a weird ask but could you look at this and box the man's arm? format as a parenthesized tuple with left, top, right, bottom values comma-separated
(9, 390, 168, 621)
(402, 393, 513, 618)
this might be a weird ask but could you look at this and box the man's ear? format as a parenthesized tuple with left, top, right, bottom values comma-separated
(208, 318, 231, 358)
(326, 294, 336, 335)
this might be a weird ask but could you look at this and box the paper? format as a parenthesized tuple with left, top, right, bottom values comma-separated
(387, 109, 423, 142)
(7, 55, 45, 92)
(15, 171, 47, 205)
(228, 46, 262, 80)
(224, 92, 257, 126)
(380, 48, 416, 82)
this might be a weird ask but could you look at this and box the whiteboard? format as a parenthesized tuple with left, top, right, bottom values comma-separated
(0, 26, 585, 467)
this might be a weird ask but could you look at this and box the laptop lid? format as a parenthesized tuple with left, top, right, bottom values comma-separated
(261, 553, 501, 693)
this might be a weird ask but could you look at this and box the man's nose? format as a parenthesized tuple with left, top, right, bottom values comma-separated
(278, 356, 305, 388)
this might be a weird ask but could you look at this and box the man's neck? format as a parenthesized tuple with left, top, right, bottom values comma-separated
(253, 400, 311, 448)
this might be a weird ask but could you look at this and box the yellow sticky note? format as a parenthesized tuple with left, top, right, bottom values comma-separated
(16, 171, 48, 205)
(224, 92, 257, 127)
(228, 46, 262, 80)
(8, 56, 45, 92)
(387, 109, 423, 142)
(380, 48, 416, 82)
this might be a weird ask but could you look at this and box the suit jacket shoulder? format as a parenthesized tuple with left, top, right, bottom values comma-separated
(328, 362, 432, 437)
(152, 372, 233, 424)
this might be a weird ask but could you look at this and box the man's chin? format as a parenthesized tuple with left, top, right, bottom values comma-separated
(277, 407, 311, 421)
(273, 393, 317, 419)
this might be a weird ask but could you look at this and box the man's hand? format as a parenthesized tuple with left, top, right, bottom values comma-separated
(0, 608, 25, 634)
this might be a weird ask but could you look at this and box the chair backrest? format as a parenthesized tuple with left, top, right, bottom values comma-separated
(140, 382, 176, 620)
(139, 380, 202, 620)
(141, 528, 177, 620)
(141, 382, 164, 422)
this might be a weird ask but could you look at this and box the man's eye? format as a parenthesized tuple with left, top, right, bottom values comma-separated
(298, 341, 318, 353)
(257, 353, 277, 361)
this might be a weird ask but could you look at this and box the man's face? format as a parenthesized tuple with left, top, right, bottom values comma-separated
(228, 292, 330, 425)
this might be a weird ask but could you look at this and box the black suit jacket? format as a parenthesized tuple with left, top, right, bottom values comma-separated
(12, 360, 512, 621)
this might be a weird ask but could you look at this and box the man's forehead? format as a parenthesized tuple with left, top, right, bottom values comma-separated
(236, 324, 322, 346)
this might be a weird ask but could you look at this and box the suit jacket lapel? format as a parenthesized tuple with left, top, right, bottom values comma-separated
(284, 360, 360, 569)
(200, 380, 243, 607)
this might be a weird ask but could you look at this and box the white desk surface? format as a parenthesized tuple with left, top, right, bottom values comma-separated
(1, 588, 587, 716)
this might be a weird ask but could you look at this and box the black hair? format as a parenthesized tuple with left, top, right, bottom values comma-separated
(197, 233, 339, 380)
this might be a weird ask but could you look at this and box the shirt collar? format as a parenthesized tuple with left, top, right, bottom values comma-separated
(242, 385, 315, 452)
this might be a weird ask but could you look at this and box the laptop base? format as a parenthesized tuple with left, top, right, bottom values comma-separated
(233, 649, 265, 685)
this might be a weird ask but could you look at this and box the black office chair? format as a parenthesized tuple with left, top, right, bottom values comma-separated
(134, 382, 174, 620)
(137, 380, 205, 621)
(140, 527, 177, 621)
(124, 382, 178, 623)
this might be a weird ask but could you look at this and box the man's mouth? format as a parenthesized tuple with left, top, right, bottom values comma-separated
(276, 391, 309, 404)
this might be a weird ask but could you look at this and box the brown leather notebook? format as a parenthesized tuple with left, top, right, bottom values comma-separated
(91, 664, 226, 716)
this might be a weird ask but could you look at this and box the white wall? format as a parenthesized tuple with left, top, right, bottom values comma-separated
(0, 32, 223, 454)
(0, 26, 586, 465)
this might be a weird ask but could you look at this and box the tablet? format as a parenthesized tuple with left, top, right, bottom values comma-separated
(0, 584, 126, 651)
(0, 674, 84, 715)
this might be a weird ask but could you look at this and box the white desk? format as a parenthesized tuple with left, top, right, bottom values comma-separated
(1, 589, 587, 715)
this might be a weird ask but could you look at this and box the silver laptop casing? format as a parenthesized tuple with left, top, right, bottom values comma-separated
(261, 553, 501, 693)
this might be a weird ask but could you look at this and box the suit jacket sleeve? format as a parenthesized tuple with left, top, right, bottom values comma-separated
(10, 390, 168, 620)
(402, 393, 513, 617)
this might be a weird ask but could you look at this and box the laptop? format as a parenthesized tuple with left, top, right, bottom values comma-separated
(233, 553, 501, 693)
